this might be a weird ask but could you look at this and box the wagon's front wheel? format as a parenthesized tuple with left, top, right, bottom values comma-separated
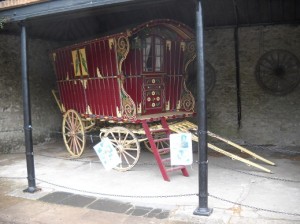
(62, 109, 86, 157)
(104, 127, 140, 171)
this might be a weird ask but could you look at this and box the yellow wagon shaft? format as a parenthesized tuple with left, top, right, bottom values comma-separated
(168, 120, 275, 173)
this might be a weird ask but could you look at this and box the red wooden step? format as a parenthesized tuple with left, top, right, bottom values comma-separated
(151, 128, 169, 133)
(161, 158, 171, 163)
(166, 166, 189, 177)
(158, 148, 170, 154)
(153, 138, 169, 143)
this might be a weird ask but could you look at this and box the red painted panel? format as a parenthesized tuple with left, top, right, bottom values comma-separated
(109, 42, 118, 76)
(123, 77, 140, 106)
(86, 78, 121, 117)
(85, 44, 95, 77)
(165, 75, 183, 111)
(123, 50, 131, 75)
(94, 41, 102, 77)
(100, 41, 108, 76)
(123, 48, 142, 76)
(57, 80, 87, 114)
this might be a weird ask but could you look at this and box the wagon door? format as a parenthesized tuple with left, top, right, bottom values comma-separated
(141, 36, 166, 114)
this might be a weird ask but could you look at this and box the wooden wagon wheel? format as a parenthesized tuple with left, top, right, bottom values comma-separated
(255, 50, 300, 95)
(104, 127, 140, 171)
(186, 60, 216, 97)
(62, 109, 86, 157)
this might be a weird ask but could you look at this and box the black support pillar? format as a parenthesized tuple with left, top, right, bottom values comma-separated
(21, 23, 38, 193)
(234, 27, 242, 128)
(193, 0, 213, 216)
(233, 0, 242, 128)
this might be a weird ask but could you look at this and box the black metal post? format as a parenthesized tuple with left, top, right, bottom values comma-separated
(20, 23, 38, 193)
(193, 0, 213, 216)
(234, 27, 242, 128)
(233, 0, 242, 128)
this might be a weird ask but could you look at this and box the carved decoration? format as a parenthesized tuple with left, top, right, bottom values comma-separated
(180, 81, 195, 112)
(120, 85, 137, 120)
(116, 36, 130, 74)
(184, 41, 196, 76)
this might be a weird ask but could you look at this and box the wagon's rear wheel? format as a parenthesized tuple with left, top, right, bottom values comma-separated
(62, 109, 86, 157)
(144, 133, 169, 155)
(104, 127, 140, 171)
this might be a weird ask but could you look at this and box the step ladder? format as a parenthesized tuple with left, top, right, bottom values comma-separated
(142, 117, 189, 181)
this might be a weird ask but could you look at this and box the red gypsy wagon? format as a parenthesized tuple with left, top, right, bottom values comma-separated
(51, 19, 197, 180)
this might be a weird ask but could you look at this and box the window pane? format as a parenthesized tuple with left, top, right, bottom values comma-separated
(143, 37, 153, 72)
(155, 37, 164, 72)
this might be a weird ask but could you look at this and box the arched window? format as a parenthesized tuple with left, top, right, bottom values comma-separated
(142, 36, 164, 72)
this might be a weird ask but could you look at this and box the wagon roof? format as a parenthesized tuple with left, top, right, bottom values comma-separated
(130, 19, 195, 40)
(54, 19, 195, 51)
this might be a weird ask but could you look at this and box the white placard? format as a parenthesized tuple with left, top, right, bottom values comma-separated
(170, 133, 193, 165)
(93, 137, 121, 170)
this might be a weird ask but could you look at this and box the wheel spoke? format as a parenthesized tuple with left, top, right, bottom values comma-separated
(70, 112, 74, 130)
(75, 134, 84, 143)
(118, 130, 121, 144)
(69, 137, 74, 153)
(120, 152, 131, 165)
(74, 136, 82, 154)
(74, 137, 79, 155)
(109, 132, 118, 143)
(122, 150, 136, 160)
(123, 147, 138, 151)
(65, 117, 72, 130)
(123, 139, 136, 147)
(66, 136, 72, 144)
(64, 125, 71, 132)
(122, 132, 129, 145)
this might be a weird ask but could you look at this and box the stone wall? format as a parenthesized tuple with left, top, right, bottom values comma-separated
(1, 24, 299, 153)
(204, 25, 300, 146)
(0, 34, 61, 153)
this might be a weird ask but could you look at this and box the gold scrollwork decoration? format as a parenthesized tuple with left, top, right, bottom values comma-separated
(117, 36, 130, 73)
(184, 40, 196, 75)
(120, 85, 137, 120)
(180, 81, 195, 112)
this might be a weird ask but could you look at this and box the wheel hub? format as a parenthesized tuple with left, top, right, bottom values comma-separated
(117, 144, 124, 153)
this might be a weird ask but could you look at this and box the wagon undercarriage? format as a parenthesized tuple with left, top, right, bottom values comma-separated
(61, 107, 275, 180)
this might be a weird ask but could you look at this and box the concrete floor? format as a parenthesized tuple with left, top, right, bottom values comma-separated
(0, 139, 300, 223)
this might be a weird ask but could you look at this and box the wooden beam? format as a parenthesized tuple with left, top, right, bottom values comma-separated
(0, 0, 166, 22)
(0, 0, 48, 10)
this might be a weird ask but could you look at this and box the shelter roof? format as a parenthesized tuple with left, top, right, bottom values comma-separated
(0, 0, 299, 42)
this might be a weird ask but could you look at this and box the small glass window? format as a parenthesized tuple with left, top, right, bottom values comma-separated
(142, 36, 164, 72)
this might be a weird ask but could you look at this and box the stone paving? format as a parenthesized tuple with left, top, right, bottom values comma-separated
(0, 140, 300, 223)
(39, 191, 170, 219)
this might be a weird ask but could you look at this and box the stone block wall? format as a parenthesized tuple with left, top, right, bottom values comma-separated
(0, 34, 61, 153)
(204, 25, 300, 146)
(0, 24, 299, 153)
